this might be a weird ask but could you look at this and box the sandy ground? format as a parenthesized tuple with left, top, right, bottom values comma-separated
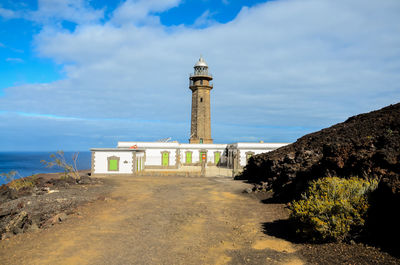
(0, 175, 302, 265)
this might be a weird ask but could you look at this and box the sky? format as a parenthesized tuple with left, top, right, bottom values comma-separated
(0, 0, 399, 151)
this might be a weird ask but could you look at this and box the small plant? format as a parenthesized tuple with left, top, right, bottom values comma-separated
(0, 170, 18, 183)
(288, 176, 378, 242)
(41, 151, 80, 179)
(0, 171, 38, 190)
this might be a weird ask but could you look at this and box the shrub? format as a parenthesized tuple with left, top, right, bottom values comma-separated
(41, 150, 80, 179)
(288, 176, 378, 242)
(9, 175, 38, 190)
(0, 171, 38, 191)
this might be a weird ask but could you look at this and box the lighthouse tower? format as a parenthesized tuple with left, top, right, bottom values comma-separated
(189, 56, 213, 144)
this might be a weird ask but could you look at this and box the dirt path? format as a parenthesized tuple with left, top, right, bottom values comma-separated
(0, 175, 304, 265)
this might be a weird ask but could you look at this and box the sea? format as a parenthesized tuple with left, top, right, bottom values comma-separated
(0, 151, 91, 185)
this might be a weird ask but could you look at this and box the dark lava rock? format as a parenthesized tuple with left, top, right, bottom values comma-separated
(0, 185, 35, 204)
(238, 103, 400, 201)
(0, 172, 107, 240)
(78, 175, 92, 185)
(238, 102, 400, 254)
(0, 185, 18, 203)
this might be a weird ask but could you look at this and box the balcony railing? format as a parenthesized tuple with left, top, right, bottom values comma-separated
(189, 72, 213, 78)
(189, 81, 213, 87)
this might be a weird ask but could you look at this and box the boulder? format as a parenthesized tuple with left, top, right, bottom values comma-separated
(43, 212, 68, 227)
(4, 211, 28, 234)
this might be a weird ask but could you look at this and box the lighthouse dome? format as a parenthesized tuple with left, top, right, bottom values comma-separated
(194, 56, 208, 67)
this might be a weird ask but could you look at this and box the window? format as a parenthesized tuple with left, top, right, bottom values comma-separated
(200, 80, 203, 85)
(200, 97, 203, 102)
(245, 152, 255, 163)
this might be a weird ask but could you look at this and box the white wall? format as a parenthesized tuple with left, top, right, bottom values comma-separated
(236, 142, 288, 149)
(238, 149, 272, 167)
(179, 148, 226, 164)
(226, 142, 290, 168)
(145, 148, 177, 166)
(135, 152, 145, 171)
(118, 141, 180, 149)
(104, 142, 290, 169)
(93, 151, 134, 174)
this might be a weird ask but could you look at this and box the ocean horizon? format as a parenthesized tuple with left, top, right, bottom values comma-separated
(0, 151, 91, 185)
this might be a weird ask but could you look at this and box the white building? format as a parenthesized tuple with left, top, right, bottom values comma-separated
(90, 141, 288, 176)
(90, 57, 289, 176)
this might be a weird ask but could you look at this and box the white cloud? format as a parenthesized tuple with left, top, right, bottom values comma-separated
(0, 6, 19, 19)
(29, 0, 104, 25)
(193, 10, 218, 28)
(0, 0, 104, 25)
(1, 0, 400, 148)
(110, 0, 181, 26)
(6, 57, 24, 63)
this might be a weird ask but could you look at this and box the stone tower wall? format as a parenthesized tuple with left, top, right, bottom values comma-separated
(189, 82, 213, 144)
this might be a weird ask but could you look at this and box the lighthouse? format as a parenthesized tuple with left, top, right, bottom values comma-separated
(189, 56, 213, 144)
(91, 56, 289, 175)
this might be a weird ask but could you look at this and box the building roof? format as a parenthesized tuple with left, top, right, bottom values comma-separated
(90, 148, 145, 152)
(227, 142, 289, 149)
(116, 141, 290, 150)
(194, 56, 208, 67)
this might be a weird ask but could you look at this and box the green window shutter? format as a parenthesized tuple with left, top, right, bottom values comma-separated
(214, 152, 220, 164)
(109, 159, 118, 171)
(162, 152, 169, 166)
(186, 152, 192, 164)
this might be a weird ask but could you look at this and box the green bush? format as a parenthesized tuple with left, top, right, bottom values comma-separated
(288, 176, 378, 242)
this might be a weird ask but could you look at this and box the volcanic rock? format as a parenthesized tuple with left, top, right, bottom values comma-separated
(238, 103, 400, 253)
(238, 103, 400, 202)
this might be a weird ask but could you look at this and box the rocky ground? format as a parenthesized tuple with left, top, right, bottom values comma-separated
(238, 103, 400, 256)
(0, 174, 399, 264)
(0, 171, 111, 240)
(239, 103, 400, 200)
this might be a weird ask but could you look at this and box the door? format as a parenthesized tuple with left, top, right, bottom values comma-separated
(214, 152, 220, 165)
(200, 151, 207, 162)
(162, 152, 169, 166)
(186, 152, 192, 164)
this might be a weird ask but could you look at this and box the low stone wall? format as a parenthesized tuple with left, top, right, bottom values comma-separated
(140, 166, 233, 178)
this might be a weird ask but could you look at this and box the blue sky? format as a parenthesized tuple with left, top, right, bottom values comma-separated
(0, 0, 400, 151)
